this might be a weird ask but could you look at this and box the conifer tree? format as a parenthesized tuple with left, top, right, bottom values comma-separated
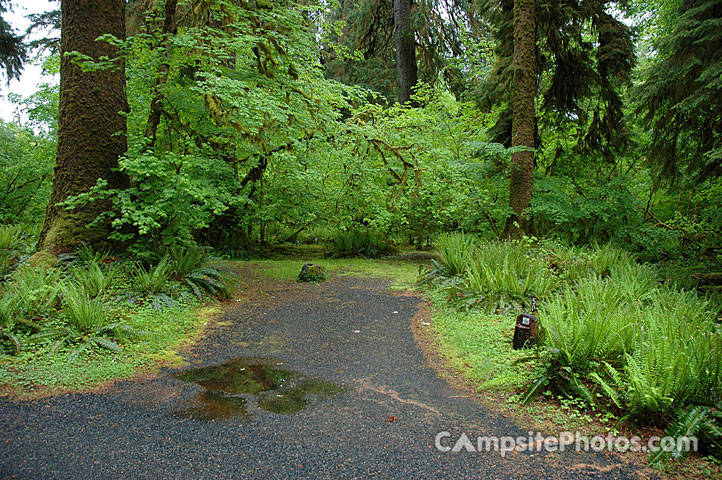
(479, 0, 634, 236)
(38, 0, 129, 252)
(0, 0, 26, 82)
(635, 0, 722, 182)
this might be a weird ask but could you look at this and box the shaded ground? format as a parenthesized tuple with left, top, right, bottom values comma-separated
(0, 265, 643, 479)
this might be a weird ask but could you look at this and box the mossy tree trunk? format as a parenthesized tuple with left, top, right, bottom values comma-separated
(503, 0, 536, 239)
(145, 0, 177, 145)
(394, 0, 418, 105)
(37, 0, 129, 253)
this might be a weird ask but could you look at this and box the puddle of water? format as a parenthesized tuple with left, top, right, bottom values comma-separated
(173, 390, 250, 421)
(173, 359, 343, 420)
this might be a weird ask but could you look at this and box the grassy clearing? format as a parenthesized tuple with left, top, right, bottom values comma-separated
(427, 289, 543, 390)
(250, 258, 420, 290)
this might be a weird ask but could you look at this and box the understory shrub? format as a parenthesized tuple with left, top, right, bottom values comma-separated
(327, 230, 395, 258)
(69, 262, 120, 298)
(11, 266, 63, 319)
(0, 241, 237, 361)
(131, 256, 175, 295)
(435, 232, 479, 277)
(0, 293, 23, 354)
(0, 266, 62, 354)
(466, 242, 560, 311)
(42, 284, 145, 361)
(540, 273, 719, 419)
(0, 225, 27, 280)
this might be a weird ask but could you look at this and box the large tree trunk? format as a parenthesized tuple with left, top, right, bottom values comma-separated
(145, 0, 178, 144)
(503, 0, 536, 239)
(37, 0, 129, 253)
(393, 0, 418, 105)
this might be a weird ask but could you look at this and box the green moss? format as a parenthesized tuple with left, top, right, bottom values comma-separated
(27, 250, 58, 269)
(297, 263, 326, 282)
(40, 209, 108, 252)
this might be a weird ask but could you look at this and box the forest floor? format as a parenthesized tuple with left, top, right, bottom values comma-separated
(0, 261, 653, 479)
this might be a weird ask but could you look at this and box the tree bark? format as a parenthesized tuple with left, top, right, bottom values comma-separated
(503, 0, 536, 239)
(393, 0, 418, 105)
(145, 0, 178, 144)
(37, 0, 129, 253)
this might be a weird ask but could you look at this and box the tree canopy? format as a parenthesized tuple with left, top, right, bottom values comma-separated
(0, 0, 717, 258)
(0, 0, 26, 82)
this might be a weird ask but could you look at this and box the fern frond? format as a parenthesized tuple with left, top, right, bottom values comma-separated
(522, 375, 550, 405)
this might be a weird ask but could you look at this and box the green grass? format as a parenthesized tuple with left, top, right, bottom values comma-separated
(0, 300, 218, 394)
(249, 258, 420, 290)
(427, 289, 543, 391)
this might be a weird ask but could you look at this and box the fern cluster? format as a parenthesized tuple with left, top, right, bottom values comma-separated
(542, 275, 720, 420)
(650, 404, 722, 464)
(327, 230, 395, 259)
(421, 234, 618, 312)
(423, 233, 721, 462)
(0, 243, 237, 359)
(0, 225, 28, 280)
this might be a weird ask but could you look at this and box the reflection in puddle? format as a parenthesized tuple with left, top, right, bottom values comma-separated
(173, 390, 250, 421)
(173, 359, 343, 420)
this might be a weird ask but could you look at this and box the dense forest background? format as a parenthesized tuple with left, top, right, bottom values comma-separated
(0, 0, 718, 267)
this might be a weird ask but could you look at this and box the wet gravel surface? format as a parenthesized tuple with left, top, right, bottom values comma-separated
(0, 273, 642, 479)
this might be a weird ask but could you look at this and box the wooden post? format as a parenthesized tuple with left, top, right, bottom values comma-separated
(513, 297, 539, 349)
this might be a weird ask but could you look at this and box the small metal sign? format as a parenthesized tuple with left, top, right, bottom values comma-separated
(513, 297, 539, 350)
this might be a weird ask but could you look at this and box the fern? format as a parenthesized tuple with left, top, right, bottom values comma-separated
(650, 404, 722, 464)
(166, 246, 237, 298)
(0, 225, 26, 279)
(435, 232, 479, 277)
(328, 230, 395, 258)
(0, 293, 22, 354)
(589, 361, 627, 408)
(168, 245, 207, 278)
(521, 375, 550, 405)
(11, 266, 62, 318)
(69, 262, 118, 298)
(44, 286, 148, 359)
(131, 256, 174, 295)
(61, 284, 112, 333)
